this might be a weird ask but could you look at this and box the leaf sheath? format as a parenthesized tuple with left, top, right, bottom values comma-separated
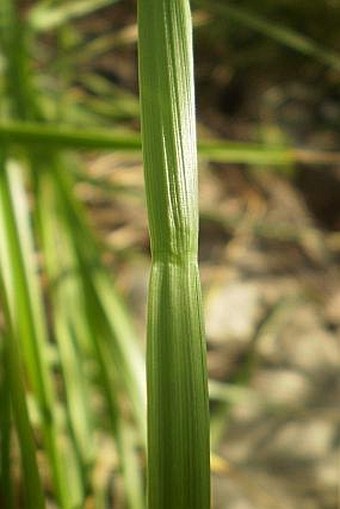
(138, 0, 210, 507)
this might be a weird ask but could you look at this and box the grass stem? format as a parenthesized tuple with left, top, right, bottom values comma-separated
(138, 1, 210, 507)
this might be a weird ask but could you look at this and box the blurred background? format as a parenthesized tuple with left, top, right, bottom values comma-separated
(0, 1, 340, 508)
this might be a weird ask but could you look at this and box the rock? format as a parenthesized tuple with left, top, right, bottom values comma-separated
(259, 303, 339, 373)
(252, 369, 311, 407)
(268, 418, 336, 461)
(205, 281, 262, 343)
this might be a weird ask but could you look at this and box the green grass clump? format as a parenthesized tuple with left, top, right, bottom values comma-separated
(0, 1, 145, 507)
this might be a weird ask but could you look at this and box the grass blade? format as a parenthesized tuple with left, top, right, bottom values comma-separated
(138, 1, 210, 507)
(33, 162, 146, 507)
(34, 157, 146, 506)
(34, 170, 95, 478)
(47, 161, 147, 436)
(0, 159, 80, 508)
(0, 280, 45, 509)
(0, 152, 45, 509)
(0, 334, 14, 509)
(2, 121, 340, 166)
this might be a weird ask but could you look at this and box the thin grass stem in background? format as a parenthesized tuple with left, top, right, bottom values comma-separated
(0, 304, 14, 509)
(2, 121, 340, 166)
(0, 268, 45, 509)
(138, 0, 210, 507)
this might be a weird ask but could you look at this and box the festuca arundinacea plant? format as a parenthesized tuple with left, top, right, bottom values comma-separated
(138, 1, 211, 508)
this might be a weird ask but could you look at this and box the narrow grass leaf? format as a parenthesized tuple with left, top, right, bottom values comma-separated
(34, 158, 146, 506)
(0, 159, 79, 508)
(34, 170, 95, 477)
(0, 287, 45, 509)
(2, 121, 340, 166)
(0, 333, 14, 509)
(46, 161, 146, 435)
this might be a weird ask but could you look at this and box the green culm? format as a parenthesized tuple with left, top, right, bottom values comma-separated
(138, 1, 211, 507)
